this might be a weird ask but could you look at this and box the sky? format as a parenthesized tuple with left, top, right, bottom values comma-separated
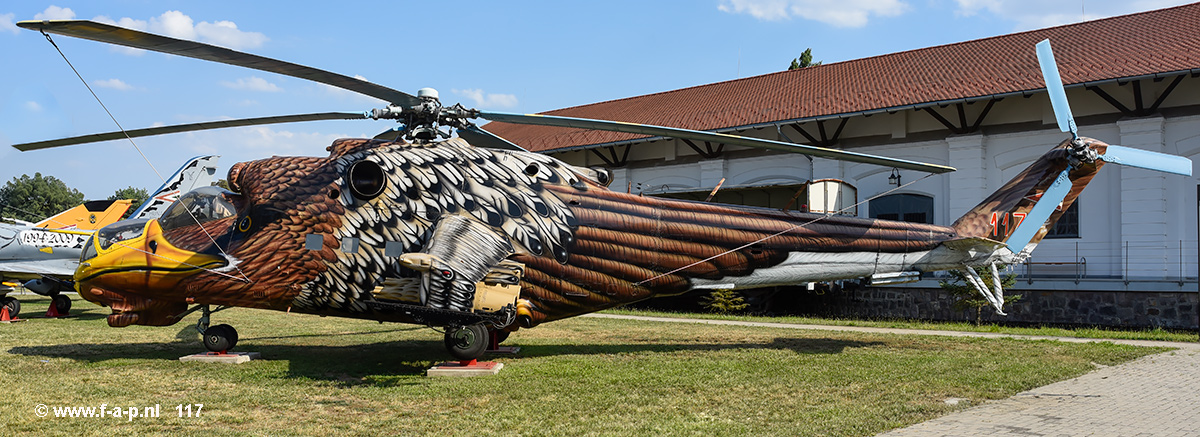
(0, 0, 1194, 201)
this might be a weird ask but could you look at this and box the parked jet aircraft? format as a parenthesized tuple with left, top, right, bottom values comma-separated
(11, 20, 1193, 360)
(0, 155, 219, 317)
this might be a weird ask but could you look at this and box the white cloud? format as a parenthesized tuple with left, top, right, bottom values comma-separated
(195, 20, 267, 50)
(24, 101, 42, 112)
(34, 6, 76, 20)
(1, 13, 19, 35)
(93, 78, 134, 91)
(953, 0, 1193, 30)
(220, 76, 282, 92)
(321, 74, 385, 103)
(179, 125, 355, 157)
(93, 10, 268, 52)
(452, 88, 519, 109)
(717, 0, 908, 27)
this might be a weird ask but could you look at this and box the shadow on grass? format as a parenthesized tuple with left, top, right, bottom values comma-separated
(10, 336, 880, 387)
(515, 337, 881, 358)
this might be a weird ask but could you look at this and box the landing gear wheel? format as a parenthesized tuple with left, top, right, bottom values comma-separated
(444, 324, 489, 361)
(1, 297, 19, 318)
(203, 324, 238, 352)
(51, 295, 71, 314)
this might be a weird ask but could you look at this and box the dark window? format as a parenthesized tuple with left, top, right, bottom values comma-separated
(1045, 201, 1079, 238)
(869, 194, 934, 224)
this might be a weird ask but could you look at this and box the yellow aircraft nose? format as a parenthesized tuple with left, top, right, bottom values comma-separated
(75, 219, 227, 301)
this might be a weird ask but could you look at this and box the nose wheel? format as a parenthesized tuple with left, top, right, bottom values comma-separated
(51, 294, 71, 315)
(444, 324, 489, 361)
(203, 324, 239, 352)
(190, 304, 239, 353)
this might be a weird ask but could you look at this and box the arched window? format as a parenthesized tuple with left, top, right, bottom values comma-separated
(869, 193, 934, 224)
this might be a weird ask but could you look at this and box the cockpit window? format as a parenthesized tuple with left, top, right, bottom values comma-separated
(158, 186, 238, 232)
(81, 235, 98, 261)
(95, 219, 149, 251)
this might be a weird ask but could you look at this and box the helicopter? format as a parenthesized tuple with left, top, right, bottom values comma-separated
(12, 20, 1192, 361)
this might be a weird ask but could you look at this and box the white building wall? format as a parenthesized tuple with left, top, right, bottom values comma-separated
(554, 82, 1200, 287)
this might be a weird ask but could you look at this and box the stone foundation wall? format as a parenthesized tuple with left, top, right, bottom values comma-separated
(805, 287, 1199, 330)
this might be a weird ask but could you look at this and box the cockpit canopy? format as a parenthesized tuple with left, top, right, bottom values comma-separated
(158, 186, 238, 232)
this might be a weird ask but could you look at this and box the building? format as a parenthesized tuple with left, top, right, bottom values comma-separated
(483, 4, 1200, 328)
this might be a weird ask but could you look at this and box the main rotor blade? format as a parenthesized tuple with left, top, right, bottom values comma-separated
(1035, 39, 1077, 137)
(17, 20, 419, 107)
(12, 112, 367, 151)
(1099, 145, 1193, 176)
(478, 111, 956, 173)
(456, 125, 529, 152)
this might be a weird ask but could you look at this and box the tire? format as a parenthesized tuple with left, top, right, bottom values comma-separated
(203, 324, 238, 352)
(52, 295, 71, 314)
(444, 324, 489, 361)
(1, 297, 19, 319)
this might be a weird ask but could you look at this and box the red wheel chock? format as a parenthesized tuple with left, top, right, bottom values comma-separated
(44, 302, 62, 318)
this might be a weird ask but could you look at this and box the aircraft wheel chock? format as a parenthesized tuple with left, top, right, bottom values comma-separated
(492, 329, 510, 344)
(444, 324, 489, 361)
(203, 324, 239, 352)
(1, 297, 19, 319)
(51, 295, 71, 314)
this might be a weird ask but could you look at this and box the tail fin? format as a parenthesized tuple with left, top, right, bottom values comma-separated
(129, 155, 220, 220)
(952, 137, 1192, 259)
(952, 139, 1102, 259)
(34, 199, 133, 231)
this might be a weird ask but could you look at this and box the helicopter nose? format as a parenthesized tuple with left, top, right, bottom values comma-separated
(75, 219, 227, 305)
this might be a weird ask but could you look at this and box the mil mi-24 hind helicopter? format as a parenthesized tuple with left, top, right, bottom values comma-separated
(12, 20, 1192, 361)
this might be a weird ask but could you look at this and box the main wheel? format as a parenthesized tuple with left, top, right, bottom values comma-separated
(51, 294, 71, 314)
(444, 324, 489, 361)
(203, 324, 238, 352)
(1, 297, 19, 319)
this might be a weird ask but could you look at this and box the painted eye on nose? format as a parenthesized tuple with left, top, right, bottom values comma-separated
(237, 216, 252, 232)
(346, 160, 386, 201)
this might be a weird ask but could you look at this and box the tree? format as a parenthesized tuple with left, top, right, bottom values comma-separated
(0, 173, 85, 222)
(939, 265, 1021, 325)
(700, 289, 749, 314)
(788, 48, 822, 70)
(109, 186, 150, 219)
(213, 179, 231, 190)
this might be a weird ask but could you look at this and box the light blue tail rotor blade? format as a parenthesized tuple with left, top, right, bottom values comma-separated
(1035, 39, 1078, 137)
(1006, 169, 1072, 253)
(1100, 145, 1193, 176)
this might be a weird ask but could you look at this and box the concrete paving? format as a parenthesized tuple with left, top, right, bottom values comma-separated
(586, 313, 1200, 437)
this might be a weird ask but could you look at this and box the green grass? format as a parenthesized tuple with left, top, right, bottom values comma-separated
(603, 308, 1200, 343)
(0, 294, 1172, 436)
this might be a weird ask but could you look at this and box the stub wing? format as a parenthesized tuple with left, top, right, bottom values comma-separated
(0, 259, 78, 279)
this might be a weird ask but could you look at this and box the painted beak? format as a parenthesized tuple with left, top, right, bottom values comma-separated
(75, 219, 227, 302)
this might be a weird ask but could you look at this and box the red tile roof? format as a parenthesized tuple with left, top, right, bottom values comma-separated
(483, 3, 1200, 153)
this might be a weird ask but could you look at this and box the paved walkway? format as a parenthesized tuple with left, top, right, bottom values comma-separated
(587, 314, 1200, 436)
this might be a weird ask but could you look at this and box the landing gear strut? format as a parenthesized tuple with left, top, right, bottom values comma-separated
(193, 305, 238, 353)
(444, 324, 489, 361)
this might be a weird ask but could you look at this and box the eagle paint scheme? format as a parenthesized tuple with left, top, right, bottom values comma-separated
(11, 19, 1191, 358)
(77, 136, 1101, 335)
